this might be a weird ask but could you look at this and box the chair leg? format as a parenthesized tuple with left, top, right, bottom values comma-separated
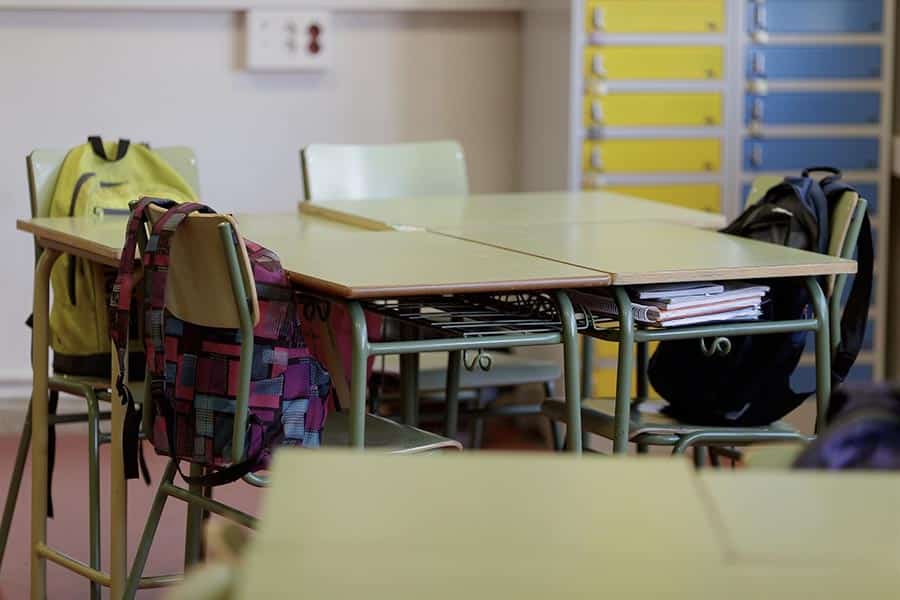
(470, 390, 487, 449)
(0, 399, 32, 570)
(542, 381, 564, 451)
(444, 350, 462, 440)
(200, 484, 214, 560)
(184, 463, 205, 569)
(637, 443, 649, 455)
(709, 449, 721, 469)
(693, 446, 708, 469)
(124, 460, 177, 600)
(85, 389, 102, 600)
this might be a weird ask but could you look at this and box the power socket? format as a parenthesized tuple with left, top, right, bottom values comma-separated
(245, 10, 331, 72)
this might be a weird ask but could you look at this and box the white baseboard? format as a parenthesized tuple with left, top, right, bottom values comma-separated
(0, 369, 34, 401)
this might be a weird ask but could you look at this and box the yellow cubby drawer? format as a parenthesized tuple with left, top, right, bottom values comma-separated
(583, 93, 722, 127)
(584, 46, 723, 81)
(591, 367, 661, 400)
(585, 0, 724, 34)
(605, 184, 722, 213)
(582, 139, 721, 174)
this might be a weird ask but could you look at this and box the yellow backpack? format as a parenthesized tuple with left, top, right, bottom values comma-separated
(49, 137, 198, 377)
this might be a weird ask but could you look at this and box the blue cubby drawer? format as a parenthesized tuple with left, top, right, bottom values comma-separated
(742, 182, 878, 213)
(746, 46, 882, 79)
(746, 0, 883, 34)
(744, 92, 881, 125)
(743, 138, 879, 171)
(791, 362, 874, 393)
(854, 183, 879, 214)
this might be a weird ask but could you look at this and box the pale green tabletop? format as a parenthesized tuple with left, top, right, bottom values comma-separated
(235, 451, 726, 599)
(232, 451, 900, 600)
(700, 470, 900, 568)
(17, 213, 611, 298)
(439, 221, 856, 285)
(301, 190, 727, 232)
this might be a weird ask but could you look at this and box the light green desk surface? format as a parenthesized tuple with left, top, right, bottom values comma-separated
(700, 470, 900, 568)
(233, 451, 900, 600)
(235, 451, 727, 599)
(300, 190, 727, 232)
(17, 213, 611, 298)
(438, 221, 856, 285)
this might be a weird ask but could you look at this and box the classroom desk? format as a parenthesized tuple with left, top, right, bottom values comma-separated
(700, 470, 900, 568)
(232, 451, 900, 600)
(300, 190, 727, 232)
(437, 221, 855, 453)
(17, 212, 606, 599)
(437, 221, 856, 284)
(235, 451, 727, 599)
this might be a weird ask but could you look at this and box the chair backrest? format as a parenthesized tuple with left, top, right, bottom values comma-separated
(145, 204, 260, 330)
(26, 145, 201, 219)
(300, 140, 469, 202)
(743, 175, 782, 207)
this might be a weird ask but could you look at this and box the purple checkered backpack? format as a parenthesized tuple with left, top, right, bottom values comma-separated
(110, 198, 331, 486)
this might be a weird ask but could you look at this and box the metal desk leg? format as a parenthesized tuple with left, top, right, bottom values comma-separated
(30, 248, 59, 600)
(555, 291, 582, 454)
(581, 338, 594, 399)
(806, 277, 831, 433)
(613, 288, 635, 455)
(347, 302, 370, 448)
(109, 344, 128, 597)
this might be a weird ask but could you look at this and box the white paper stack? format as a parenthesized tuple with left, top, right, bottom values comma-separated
(571, 282, 769, 328)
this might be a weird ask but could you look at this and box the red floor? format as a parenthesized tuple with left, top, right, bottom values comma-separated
(0, 417, 547, 599)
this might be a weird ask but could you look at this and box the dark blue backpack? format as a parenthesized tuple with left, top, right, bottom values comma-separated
(647, 167, 874, 426)
(794, 383, 900, 470)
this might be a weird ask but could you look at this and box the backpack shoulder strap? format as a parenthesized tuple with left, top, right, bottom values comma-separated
(109, 196, 179, 481)
(833, 209, 874, 385)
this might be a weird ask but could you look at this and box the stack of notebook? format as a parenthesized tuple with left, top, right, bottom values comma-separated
(571, 282, 770, 328)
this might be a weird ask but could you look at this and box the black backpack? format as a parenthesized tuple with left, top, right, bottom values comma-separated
(647, 167, 874, 426)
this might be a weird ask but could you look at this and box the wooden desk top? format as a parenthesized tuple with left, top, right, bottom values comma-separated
(300, 190, 727, 232)
(17, 213, 611, 299)
(438, 222, 856, 285)
(234, 451, 726, 599)
(701, 470, 900, 568)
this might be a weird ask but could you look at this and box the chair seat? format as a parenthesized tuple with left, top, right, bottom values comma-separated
(542, 397, 798, 442)
(322, 411, 462, 453)
(377, 352, 561, 393)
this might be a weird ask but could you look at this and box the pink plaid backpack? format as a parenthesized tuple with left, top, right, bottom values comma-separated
(110, 198, 331, 485)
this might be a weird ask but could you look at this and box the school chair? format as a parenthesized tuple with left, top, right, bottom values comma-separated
(300, 141, 562, 447)
(124, 204, 461, 599)
(0, 146, 199, 599)
(542, 179, 867, 460)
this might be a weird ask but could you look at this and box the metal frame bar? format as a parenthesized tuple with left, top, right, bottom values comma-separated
(586, 276, 831, 455)
(343, 290, 583, 452)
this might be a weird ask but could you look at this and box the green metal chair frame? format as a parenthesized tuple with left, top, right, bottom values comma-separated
(544, 187, 867, 458)
(301, 141, 563, 447)
(0, 146, 199, 600)
(124, 205, 465, 599)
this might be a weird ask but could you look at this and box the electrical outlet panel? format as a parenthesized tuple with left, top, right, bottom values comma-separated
(245, 10, 331, 72)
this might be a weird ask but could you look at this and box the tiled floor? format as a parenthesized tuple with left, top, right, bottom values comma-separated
(0, 413, 549, 599)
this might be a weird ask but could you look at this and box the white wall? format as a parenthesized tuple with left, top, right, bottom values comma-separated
(0, 9, 522, 395)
